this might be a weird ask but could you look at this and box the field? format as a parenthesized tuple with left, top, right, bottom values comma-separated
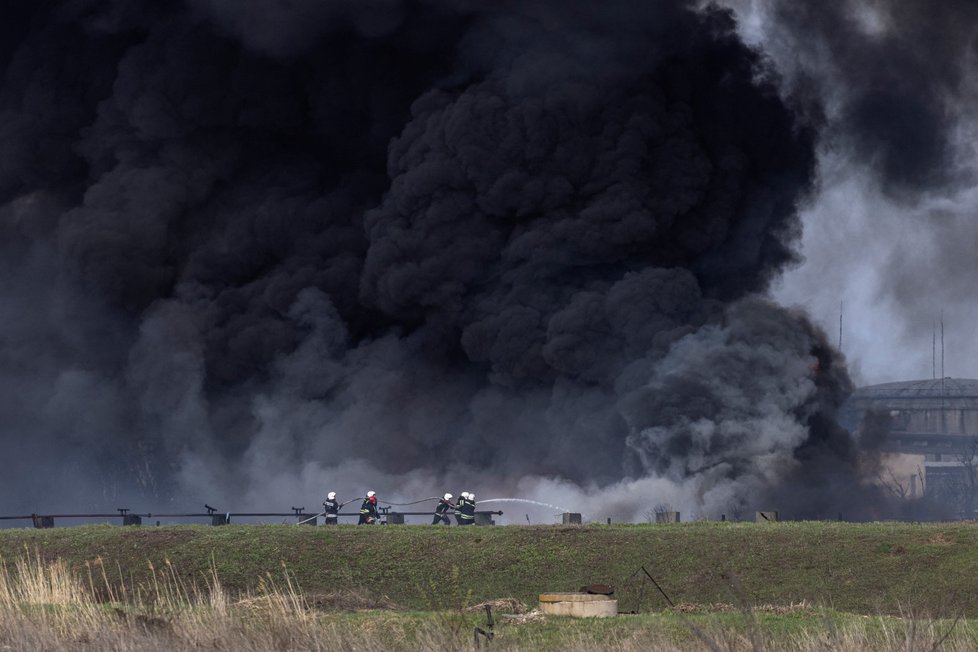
(0, 521, 977, 650)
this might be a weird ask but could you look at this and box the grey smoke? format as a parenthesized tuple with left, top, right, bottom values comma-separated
(0, 1, 887, 520)
(753, 0, 978, 195)
(725, 1, 978, 388)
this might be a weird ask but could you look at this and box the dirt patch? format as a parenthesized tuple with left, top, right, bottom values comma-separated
(500, 610, 545, 624)
(237, 589, 400, 612)
(466, 598, 529, 614)
(306, 589, 400, 611)
(668, 601, 814, 615)
(925, 533, 954, 546)
(670, 602, 736, 613)
(755, 601, 816, 615)
(111, 607, 173, 634)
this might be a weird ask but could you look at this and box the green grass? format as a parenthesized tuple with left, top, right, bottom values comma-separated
(309, 608, 978, 651)
(0, 521, 976, 616)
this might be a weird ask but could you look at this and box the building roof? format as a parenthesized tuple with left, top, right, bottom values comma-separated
(849, 378, 978, 410)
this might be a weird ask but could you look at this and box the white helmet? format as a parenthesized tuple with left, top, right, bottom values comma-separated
(366, 491, 376, 498)
(443, 493, 452, 500)
(469, 492, 475, 501)
(327, 492, 336, 500)
(460, 492, 470, 500)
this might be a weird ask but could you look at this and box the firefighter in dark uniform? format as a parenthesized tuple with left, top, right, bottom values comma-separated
(322, 491, 339, 525)
(432, 493, 455, 525)
(459, 491, 476, 526)
(454, 492, 469, 524)
(358, 491, 378, 524)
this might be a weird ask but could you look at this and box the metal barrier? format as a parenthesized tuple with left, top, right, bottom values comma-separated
(0, 506, 504, 528)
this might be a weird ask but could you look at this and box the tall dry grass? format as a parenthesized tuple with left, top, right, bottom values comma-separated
(538, 621, 977, 652)
(0, 551, 420, 651)
(0, 551, 973, 651)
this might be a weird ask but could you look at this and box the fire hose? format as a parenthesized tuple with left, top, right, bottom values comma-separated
(295, 498, 359, 525)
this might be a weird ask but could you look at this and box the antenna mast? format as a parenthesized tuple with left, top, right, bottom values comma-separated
(932, 322, 936, 380)
(838, 301, 843, 352)
(941, 311, 945, 379)
(941, 311, 946, 433)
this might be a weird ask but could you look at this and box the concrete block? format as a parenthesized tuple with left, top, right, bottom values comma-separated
(562, 512, 582, 525)
(539, 593, 617, 617)
(474, 512, 495, 526)
(387, 512, 405, 524)
(122, 514, 142, 526)
(655, 511, 680, 524)
(755, 511, 780, 523)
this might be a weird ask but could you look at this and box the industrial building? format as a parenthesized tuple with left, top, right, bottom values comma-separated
(845, 378, 978, 512)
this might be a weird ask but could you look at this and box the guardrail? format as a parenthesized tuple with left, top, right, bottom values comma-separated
(0, 506, 504, 528)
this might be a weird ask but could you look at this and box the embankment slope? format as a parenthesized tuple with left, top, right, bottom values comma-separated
(0, 522, 974, 615)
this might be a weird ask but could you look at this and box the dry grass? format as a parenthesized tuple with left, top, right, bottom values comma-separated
(0, 550, 412, 651)
(0, 550, 974, 651)
(508, 622, 978, 652)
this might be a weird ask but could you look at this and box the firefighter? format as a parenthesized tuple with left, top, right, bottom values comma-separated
(432, 493, 455, 525)
(358, 491, 379, 524)
(459, 491, 476, 526)
(454, 492, 469, 525)
(322, 491, 339, 525)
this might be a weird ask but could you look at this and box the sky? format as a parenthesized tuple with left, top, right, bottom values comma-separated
(0, 0, 972, 522)
(725, 0, 978, 386)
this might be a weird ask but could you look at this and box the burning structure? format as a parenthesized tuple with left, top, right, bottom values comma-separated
(846, 378, 978, 514)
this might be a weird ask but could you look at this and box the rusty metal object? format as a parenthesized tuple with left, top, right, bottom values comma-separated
(474, 604, 495, 648)
(580, 583, 614, 595)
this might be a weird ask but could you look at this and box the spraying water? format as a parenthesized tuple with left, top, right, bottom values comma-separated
(476, 498, 568, 513)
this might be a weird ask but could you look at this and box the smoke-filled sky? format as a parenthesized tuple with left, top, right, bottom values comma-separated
(0, 0, 968, 522)
(727, 0, 978, 386)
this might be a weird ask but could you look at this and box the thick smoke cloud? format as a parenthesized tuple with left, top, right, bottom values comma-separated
(0, 0, 879, 520)
(749, 0, 978, 196)
(725, 1, 978, 387)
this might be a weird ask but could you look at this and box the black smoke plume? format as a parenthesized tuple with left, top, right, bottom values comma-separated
(743, 0, 978, 196)
(0, 0, 880, 519)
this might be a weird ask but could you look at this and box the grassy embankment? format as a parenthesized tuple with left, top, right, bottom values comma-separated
(1, 521, 977, 650)
(0, 552, 974, 651)
(0, 521, 976, 614)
